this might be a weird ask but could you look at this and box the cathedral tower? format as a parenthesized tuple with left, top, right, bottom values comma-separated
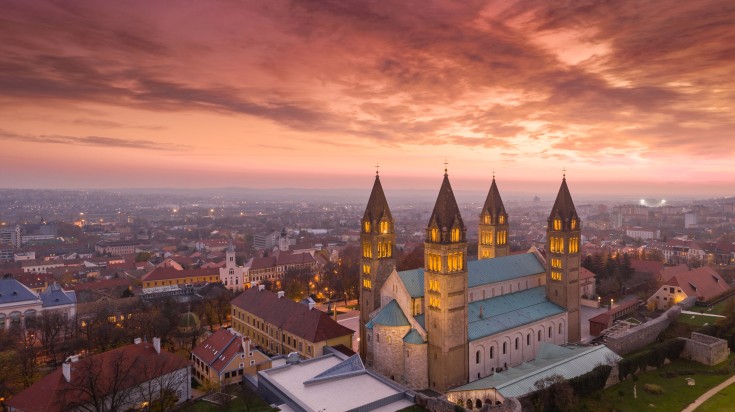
(424, 169, 468, 392)
(478, 176, 509, 259)
(546, 175, 582, 343)
(360, 171, 396, 359)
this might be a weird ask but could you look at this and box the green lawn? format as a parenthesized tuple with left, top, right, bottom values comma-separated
(678, 313, 719, 328)
(581, 354, 735, 412)
(179, 385, 277, 412)
(694, 381, 735, 412)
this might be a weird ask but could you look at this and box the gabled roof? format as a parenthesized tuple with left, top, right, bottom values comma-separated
(468, 287, 565, 340)
(231, 288, 353, 343)
(0, 278, 39, 304)
(370, 299, 410, 327)
(191, 329, 244, 374)
(549, 177, 578, 221)
(7, 342, 190, 412)
(482, 177, 507, 218)
(666, 267, 730, 301)
(428, 172, 464, 233)
(397, 268, 425, 298)
(467, 253, 545, 288)
(363, 174, 392, 222)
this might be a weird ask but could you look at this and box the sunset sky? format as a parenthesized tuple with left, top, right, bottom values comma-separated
(1, 0, 734, 197)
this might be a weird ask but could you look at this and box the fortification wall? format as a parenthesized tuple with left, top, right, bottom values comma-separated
(606, 305, 681, 355)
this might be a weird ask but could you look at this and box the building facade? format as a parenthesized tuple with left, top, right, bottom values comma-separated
(363, 172, 581, 393)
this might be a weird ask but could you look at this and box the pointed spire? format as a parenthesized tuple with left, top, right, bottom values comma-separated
(550, 176, 578, 221)
(429, 173, 464, 232)
(482, 176, 507, 218)
(363, 174, 392, 222)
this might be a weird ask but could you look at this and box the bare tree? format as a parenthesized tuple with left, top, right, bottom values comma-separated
(60, 350, 141, 412)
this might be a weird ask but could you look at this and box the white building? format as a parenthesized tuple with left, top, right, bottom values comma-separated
(219, 243, 246, 291)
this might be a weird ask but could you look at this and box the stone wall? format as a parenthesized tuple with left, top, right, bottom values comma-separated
(681, 332, 730, 366)
(404, 342, 428, 389)
(373, 324, 410, 382)
(606, 305, 681, 355)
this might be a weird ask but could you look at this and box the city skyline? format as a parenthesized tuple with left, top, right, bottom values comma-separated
(1, 1, 734, 196)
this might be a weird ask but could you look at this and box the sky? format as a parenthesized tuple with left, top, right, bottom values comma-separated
(1, 0, 734, 198)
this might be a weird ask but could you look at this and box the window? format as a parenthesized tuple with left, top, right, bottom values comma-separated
(380, 220, 389, 234)
(451, 228, 461, 242)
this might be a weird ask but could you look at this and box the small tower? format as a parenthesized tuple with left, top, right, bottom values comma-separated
(278, 227, 289, 251)
(478, 175, 509, 259)
(226, 242, 236, 268)
(360, 170, 396, 360)
(546, 175, 582, 343)
(424, 167, 468, 392)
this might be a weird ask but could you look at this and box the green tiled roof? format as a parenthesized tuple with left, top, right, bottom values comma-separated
(403, 329, 426, 344)
(395, 253, 544, 300)
(467, 253, 545, 288)
(397, 268, 424, 298)
(467, 287, 565, 340)
(449, 343, 621, 398)
(370, 299, 410, 327)
(414, 314, 425, 330)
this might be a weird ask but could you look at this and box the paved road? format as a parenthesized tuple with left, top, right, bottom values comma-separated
(681, 374, 735, 412)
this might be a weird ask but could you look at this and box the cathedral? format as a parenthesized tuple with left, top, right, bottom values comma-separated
(360, 169, 581, 393)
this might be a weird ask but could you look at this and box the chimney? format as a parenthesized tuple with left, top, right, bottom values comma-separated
(134, 337, 142, 345)
(153, 337, 161, 354)
(277, 291, 285, 299)
(258, 284, 265, 291)
(62, 361, 72, 382)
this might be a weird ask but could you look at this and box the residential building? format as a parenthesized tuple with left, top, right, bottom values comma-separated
(141, 267, 220, 289)
(94, 240, 150, 255)
(647, 266, 731, 310)
(7, 338, 191, 412)
(230, 287, 353, 359)
(190, 328, 270, 387)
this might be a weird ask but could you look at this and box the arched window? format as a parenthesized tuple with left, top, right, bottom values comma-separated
(476, 350, 481, 364)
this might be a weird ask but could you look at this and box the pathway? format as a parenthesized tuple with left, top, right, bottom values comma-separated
(681, 374, 735, 412)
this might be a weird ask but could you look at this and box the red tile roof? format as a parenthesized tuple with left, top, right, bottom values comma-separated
(231, 288, 353, 343)
(142, 267, 219, 282)
(191, 329, 245, 374)
(7, 342, 190, 412)
(666, 267, 731, 301)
